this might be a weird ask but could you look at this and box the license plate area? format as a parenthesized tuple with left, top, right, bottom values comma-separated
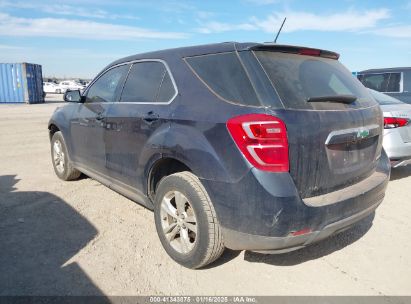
(325, 125, 380, 174)
(326, 136, 378, 174)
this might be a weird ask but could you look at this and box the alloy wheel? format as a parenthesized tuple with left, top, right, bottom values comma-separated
(53, 140, 65, 174)
(160, 190, 197, 254)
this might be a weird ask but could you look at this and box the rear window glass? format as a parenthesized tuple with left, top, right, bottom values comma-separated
(254, 51, 375, 110)
(185, 52, 260, 106)
(368, 89, 403, 105)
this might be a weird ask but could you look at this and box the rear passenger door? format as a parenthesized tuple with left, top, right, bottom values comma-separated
(104, 60, 177, 193)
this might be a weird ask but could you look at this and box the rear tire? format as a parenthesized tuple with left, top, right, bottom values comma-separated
(154, 171, 225, 269)
(51, 131, 81, 181)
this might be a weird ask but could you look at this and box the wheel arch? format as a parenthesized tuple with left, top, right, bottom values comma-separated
(147, 157, 192, 201)
(48, 122, 60, 141)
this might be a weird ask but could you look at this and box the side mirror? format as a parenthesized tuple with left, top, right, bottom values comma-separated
(64, 89, 84, 103)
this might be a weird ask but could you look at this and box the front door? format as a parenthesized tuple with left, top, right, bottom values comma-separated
(70, 64, 129, 175)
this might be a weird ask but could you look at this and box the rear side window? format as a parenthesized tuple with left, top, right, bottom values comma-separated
(358, 72, 401, 93)
(120, 61, 176, 103)
(255, 51, 375, 110)
(157, 72, 175, 103)
(185, 52, 260, 106)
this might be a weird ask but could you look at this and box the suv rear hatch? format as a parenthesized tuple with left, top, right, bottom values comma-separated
(252, 46, 383, 199)
(184, 44, 384, 200)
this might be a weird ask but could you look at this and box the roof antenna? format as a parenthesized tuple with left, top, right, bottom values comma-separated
(274, 17, 286, 43)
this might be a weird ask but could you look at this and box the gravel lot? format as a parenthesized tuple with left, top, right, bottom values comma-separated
(1, 94, 410, 296)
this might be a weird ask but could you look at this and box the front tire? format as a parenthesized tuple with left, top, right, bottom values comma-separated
(51, 131, 81, 181)
(154, 171, 225, 269)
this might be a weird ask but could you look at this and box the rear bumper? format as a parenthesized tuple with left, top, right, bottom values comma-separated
(201, 151, 390, 252)
(221, 198, 381, 253)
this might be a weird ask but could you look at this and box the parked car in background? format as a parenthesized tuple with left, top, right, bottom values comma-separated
(43, 82, 60, 94)
(78, 79, 92, 87)
(358, 67, 411, 104)
(58, 80, 85, 93)
(48, 42, 390, 268)
(369, 89, 411, 167)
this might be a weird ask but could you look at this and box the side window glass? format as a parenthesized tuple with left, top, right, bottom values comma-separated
(86, 65, 129, 103)
(121, 61, 175, 103)
(360, 72, 402, 93)
(157, 71, 176, 103)
(360, 74, 384, 91)
(387, 73, 401, 92)
(185, 52, 260, 106)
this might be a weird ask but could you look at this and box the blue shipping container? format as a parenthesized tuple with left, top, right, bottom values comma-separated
(0, 63, 44, 103)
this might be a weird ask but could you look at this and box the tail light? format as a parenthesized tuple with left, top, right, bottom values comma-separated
(226, 114, 289, 172)
(384, 117, 409, 129)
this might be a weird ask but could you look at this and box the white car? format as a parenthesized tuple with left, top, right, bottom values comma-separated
(369, 89, 411, 167)
(43, 82, 60, 93)
(58, 80, 85, 93)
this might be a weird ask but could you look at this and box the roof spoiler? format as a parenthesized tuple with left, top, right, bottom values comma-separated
(249, 44, 340, 60)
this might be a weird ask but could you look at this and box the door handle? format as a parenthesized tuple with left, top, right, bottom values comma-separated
(143, 111, 159, 123)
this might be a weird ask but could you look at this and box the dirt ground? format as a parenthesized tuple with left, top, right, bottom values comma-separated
(1, 94, 410, 296)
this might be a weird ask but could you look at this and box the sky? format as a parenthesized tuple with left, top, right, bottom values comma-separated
(0, 0, 410, 79)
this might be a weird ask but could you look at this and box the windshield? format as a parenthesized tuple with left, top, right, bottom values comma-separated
(254, 51, 376, 110)
(368, 89, 403, 105)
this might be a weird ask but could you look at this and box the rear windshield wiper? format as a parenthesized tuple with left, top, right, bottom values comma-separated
(306, 95, 357, 104)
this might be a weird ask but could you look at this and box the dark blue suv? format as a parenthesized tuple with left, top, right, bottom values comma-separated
(49, 42, 390, 268)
